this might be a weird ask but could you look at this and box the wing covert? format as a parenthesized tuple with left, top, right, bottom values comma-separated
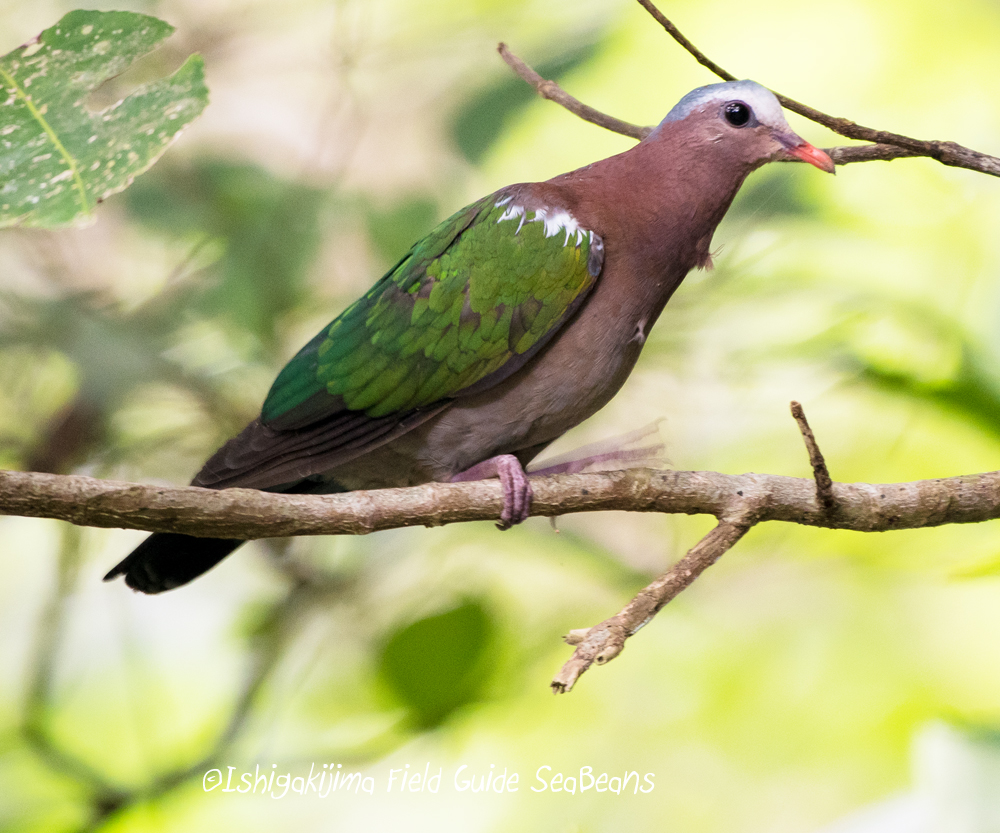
(262, 191, 603, 430)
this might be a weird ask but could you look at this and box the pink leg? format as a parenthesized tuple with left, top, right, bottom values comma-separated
(451, 454, 533, 530)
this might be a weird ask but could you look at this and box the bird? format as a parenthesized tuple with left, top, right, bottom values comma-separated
(105, 79, 834, 594)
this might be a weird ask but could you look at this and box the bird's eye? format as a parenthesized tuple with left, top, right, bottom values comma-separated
(723, 101, 751, 127)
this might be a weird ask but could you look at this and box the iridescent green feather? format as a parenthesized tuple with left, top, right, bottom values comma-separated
(262, 192, 600, 426)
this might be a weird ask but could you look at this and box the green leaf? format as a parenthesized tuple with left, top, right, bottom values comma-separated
(0, 10, 208, 228)
(377, 601, 495, 729)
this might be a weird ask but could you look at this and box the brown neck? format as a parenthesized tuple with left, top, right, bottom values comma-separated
(543, 121, 757, 328)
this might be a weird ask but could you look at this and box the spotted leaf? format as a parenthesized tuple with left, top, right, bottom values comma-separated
(0, 10, 207, 228)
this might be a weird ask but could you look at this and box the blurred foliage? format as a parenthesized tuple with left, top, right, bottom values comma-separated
(363, 195, 439, 265)
(726, 164, 823, 221)
(378, 600, 496, 729)
(124, 160, 327, 353)
(2, 0, 1000, 832)
(450, 41, 600, 164)
(856, 344, 1000, 444)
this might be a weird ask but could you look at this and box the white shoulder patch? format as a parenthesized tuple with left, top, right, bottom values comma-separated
(496, 201, 527, 234)
(495, 199, 589, 248)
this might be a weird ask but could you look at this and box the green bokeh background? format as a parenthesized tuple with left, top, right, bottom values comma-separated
(3, 0, 1000, 831)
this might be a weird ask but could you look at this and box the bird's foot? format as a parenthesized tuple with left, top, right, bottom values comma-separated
(451, 454, 533, 529)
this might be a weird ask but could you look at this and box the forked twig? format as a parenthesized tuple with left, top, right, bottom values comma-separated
(552, 515, 754, 693)
(634, 0, 1000, 176)
(499, 1, 1000, 177)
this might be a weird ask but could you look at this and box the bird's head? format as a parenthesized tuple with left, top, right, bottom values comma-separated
(649, 79, 835, 174)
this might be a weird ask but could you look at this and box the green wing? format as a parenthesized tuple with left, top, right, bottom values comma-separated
(261, 191, 603, 430)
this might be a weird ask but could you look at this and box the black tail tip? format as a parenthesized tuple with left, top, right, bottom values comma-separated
(104, 533, 243, 594)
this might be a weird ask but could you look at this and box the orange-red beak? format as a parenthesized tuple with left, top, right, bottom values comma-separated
(781, 137, 836, 173)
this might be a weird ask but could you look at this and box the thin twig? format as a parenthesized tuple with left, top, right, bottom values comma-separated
(634, 0, 1000, 177)
(827, 144, 922, 166)
(497, 43, 649, 140)
(552, 514, 754, 692)
(790, 401, 835, 513)
(496, 44, 919, 170)
(634, 0, 736, 81)
(499, 8, 1000, 177)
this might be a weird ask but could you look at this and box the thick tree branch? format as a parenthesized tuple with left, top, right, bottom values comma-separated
(499, 4, 1000, 177)
(3, 466, 1000, 538)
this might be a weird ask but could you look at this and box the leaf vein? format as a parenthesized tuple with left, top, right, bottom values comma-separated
(0, 64, 90, 215)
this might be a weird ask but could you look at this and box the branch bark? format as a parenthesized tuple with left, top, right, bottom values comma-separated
(4, 465, 1000, 539)
(499, 1, 1000, 177)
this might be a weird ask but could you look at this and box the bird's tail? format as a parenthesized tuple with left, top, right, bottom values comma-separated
(103, 533, 244, 594)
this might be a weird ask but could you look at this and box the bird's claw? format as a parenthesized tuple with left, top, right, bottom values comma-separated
(451, 453, 533, 529)
(494, 454, 533, 529)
